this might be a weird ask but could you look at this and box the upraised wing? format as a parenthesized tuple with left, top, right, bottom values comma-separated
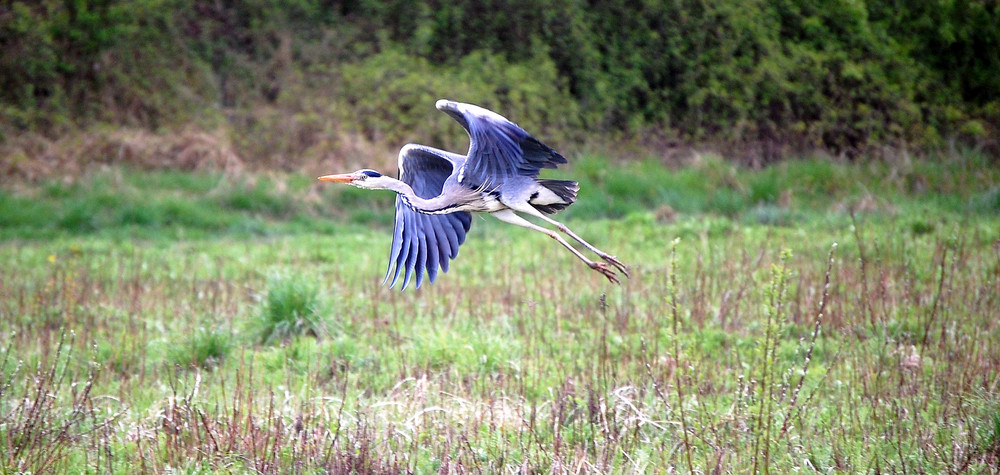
(385, 144, 473, 290)
(435, 99, 566, 189)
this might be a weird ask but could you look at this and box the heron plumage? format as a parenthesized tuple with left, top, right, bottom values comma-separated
(386, 145, 473, 289)
(319, 100, 627, 289)
(435, 100, 567, 188)
(530, 179, 578, 214)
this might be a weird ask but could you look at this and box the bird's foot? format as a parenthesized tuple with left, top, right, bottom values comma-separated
(600, 254, 630, 278)
(591, 262, 621, 285)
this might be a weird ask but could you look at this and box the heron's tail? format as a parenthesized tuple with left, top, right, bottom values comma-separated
(531, 179, 579, 214)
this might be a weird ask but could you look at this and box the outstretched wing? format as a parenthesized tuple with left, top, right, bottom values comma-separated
(385, 144, 473, 290)
(435, 99, 566, 189)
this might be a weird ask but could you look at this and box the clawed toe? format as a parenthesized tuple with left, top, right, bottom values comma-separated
(602, 255, 630, 278)
(591, 262, 622, 285)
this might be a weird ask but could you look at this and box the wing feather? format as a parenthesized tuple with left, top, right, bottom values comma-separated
(436, 100, 567, 189)
(384, 145, 473, 289)
(401, 236, 419, 290)
(387, 217, 411, 289)
(383, 212, 406, 285)
(424, 219, 440, 283)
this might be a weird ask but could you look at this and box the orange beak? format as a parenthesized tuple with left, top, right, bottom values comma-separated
(318, 174, 355, 183)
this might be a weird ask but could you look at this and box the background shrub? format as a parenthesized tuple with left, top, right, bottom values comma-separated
(1, 0, 997, 162)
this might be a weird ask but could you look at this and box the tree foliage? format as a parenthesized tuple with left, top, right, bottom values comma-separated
(1, 0, 996, 159)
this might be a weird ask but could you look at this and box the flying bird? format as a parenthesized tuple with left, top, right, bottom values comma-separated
(319, 99, 628, 289)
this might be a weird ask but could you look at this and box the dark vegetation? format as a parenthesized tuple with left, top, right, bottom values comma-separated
(2, 0, 999, 172)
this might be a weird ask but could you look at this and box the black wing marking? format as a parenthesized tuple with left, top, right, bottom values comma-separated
(435, 100, 566, 189)
(384, 145, 473, 290)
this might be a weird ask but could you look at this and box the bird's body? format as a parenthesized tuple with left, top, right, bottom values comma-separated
(392, 145, 507, 215)
(320, 100, 627, 289)
(392, 144, 578, 216)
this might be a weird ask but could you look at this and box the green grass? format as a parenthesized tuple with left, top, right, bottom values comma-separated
(0, 153, 999, 472)
(256, 273, 330, 344)
(167, 327, 234, 370)
(0, 168, 393, 240)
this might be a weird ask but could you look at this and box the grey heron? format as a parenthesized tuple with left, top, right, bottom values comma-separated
(319, 99, 628, 289)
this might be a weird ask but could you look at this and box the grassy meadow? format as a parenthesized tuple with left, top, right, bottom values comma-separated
(1, 152, 999, 472)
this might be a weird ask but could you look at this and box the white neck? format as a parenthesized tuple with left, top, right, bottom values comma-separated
(380, 177, 456, 214)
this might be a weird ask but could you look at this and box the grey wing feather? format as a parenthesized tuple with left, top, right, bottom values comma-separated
(436, 100, 566, 188)
(384, 145, 473, 290)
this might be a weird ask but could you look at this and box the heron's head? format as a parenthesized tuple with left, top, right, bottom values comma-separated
(318, 169, 392, 190)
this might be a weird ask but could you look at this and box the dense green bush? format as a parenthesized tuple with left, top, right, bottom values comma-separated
(1, 0, 996, 159)
(355, 0, 998, 158)
(337, 47, 581, 148)
(0, 0, 218, 131)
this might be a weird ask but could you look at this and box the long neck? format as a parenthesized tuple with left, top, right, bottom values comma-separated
(381, 178, 457, 214)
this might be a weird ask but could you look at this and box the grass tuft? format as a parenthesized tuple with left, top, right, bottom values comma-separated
(256, 274, 328, 344)
(168, 327, 233, 370)
(979, 401, 1000, 461)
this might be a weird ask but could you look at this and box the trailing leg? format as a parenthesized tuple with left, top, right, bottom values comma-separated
(491, 209, 622, 284)
(514, 205, 629, 277)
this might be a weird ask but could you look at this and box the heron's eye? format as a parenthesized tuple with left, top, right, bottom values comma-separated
(361, 170, 382, 178)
